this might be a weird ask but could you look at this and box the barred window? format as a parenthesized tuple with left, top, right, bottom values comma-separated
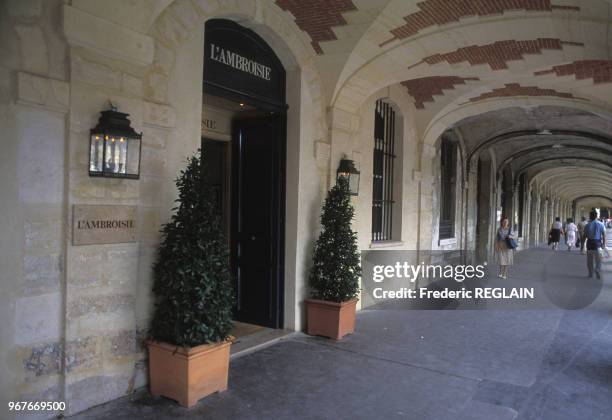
(518, 173, 526, 237)
(439, 136, 457, 240)
(372, 100, 396, 242)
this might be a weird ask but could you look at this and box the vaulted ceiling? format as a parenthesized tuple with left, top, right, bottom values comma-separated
(272, 0, 612, 207)
(452, 105, 612, 203)
(273, 0, 612, 118)
(71, 0, 612, 207)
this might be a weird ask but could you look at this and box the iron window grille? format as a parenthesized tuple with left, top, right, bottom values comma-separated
(372, 100, 396, 242)
(517, 173, 526, 237)
(439, 136, 457, 240)
(475, 158, 483, 238)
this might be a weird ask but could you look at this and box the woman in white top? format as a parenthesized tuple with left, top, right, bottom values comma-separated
(564, 218, 577, 252)
(495, 217, 514, 279)
(549, 217, 563, 251)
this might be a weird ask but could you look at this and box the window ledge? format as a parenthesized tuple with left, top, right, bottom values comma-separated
(438, 237, 457, 246)
(369, 240, 404, 249)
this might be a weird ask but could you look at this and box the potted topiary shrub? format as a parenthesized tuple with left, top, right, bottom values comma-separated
(147, 149, 234, 408)
(306, 176, 361, 340)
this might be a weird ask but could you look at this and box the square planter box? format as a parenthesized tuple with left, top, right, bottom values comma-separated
(305, 298, 357, 340)
(147, 338, 232, 408)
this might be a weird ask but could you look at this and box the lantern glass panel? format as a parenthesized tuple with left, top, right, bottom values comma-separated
(125, 137, 141, 175)
(90, 134, 104, 173)
(93, 135, 140, 178)
(104, 136, 113, 172)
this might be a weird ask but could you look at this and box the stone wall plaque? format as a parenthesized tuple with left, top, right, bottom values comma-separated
(73, 205, 137, 245)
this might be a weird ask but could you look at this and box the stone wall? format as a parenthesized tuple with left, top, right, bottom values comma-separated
(59, 11, 225, 414)
(0, 1, 69, 418)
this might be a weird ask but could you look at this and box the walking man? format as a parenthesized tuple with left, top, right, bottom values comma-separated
(578, 216, 588, 255)
(585, 210, 606, 279)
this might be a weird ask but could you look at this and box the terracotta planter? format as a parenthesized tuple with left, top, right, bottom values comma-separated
(305, 298, 357, 340)
(147, 338, 232, 408)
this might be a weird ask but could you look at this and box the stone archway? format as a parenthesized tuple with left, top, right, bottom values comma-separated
(145, 0, 323, 107)
(144, 0, 328, 333)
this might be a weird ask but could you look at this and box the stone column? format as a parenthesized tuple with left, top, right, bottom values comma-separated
(543, 197, 548, 238)
(418, 143, 438, 255)
(1, 1, 70, 409)
(504, 187, 514, 222)
(61, 4, 172, 414)
(523, 187, 531, 249)
(562, 201, 567, 221)
(548, 197, 555, 236)
(530, 191, 540, 244)
(327, 105, 366, 247)
(464, 163, 478, 254)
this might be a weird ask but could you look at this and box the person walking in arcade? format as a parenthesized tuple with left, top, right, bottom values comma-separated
(564, 218, 578, 252)
(578, 216, 588, 255)
(585, 210, 607, 279)
(549, 217, 563, 251)
(495, 217, 515, 279)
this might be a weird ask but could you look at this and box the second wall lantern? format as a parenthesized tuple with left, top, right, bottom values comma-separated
(90, 105, 142, 179)
(337, 158, 360, 196)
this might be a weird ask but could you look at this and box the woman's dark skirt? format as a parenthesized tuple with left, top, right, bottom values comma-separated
(550, 228, 561, 242)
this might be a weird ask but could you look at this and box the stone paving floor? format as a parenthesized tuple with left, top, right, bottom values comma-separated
(71, 236, 612, 420)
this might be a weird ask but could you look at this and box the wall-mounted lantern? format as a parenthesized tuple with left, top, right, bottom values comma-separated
(89, 105, 141, 179)
(336, 158, 360, 196)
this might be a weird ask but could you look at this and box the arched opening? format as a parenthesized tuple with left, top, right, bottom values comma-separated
(371, 99, 404, 243)
(427, 104, 612, 255)
(351, 84, 415, 253)
(201, 18, 288, 329)
(429, 129, 466, 255)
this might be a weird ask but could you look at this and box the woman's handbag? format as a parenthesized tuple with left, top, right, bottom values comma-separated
(506, 237, 518, 249)
(547, 230, 552, 246)
(505, 227, 518, 249)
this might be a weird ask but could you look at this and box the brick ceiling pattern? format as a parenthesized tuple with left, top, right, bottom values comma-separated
(275, 0, 357, 54)
(381, 0, 579, 47)
(401, 76, 479, 109)
(468, 83, 576, 102)
(408, 39, 582, 71)
(534, 60, 612, 84)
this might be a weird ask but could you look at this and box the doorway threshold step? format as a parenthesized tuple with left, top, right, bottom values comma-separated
(230, 328, 296, 359)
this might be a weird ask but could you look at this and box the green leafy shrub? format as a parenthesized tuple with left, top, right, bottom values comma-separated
(150, 149, 233, 347)
(309, 177, 361, 302)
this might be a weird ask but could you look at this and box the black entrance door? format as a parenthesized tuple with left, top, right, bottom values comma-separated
(231, 116, 284, 328)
